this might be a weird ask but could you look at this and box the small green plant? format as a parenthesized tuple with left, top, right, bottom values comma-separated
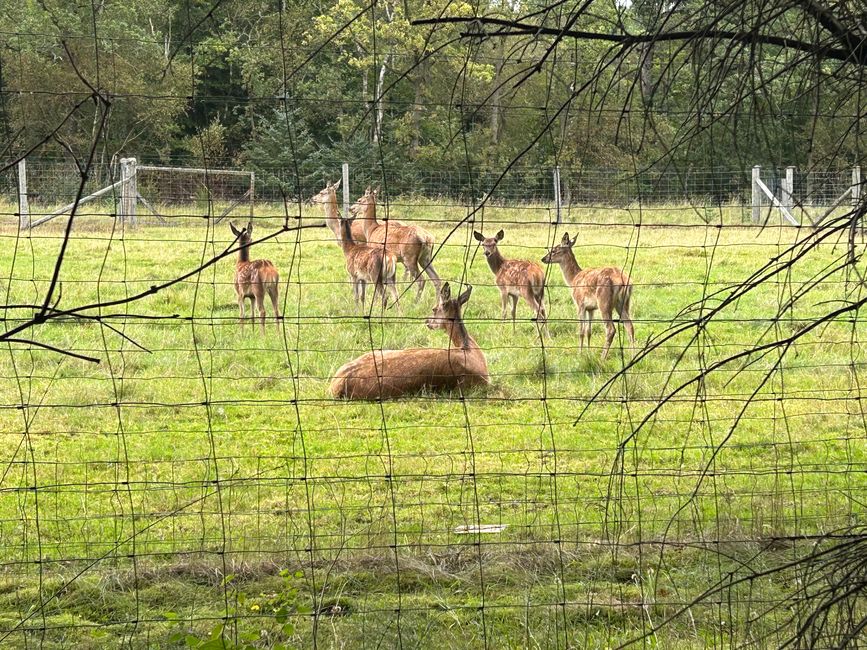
(166, 570, 307, 649)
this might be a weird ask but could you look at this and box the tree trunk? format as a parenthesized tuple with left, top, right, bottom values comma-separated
(490, 39, 505, 145)
(373, 56, 390, 143)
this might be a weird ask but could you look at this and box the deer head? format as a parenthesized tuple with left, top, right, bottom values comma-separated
(426, 282, 472, 331)
(311, 180, 340, 205)
(230, 221, 254, 246)
(472, 229, 505, 258)
(348, 185, 377, 218)
(541, 232, 576, 264)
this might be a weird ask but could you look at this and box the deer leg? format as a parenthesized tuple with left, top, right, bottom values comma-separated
(500, 291, 509, 321)
(358, 280, 367, 308)
(268, 285, 280, 328)
(237, 293, 245, 327)
(405, 257, 424, 301)
(510, 294, 518, 332)
(255, 292, 266, 334)
(387, 276, 400, 310)
(247, 296, 256, 327)
(619, 307, 635, 347)
(600, 310, 616, 360)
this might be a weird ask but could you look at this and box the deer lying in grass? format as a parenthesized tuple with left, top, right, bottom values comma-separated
(542, 232, 634, 359)
(311, 180, 367, 243)
(336, 214, 399, 310)
(329, 282, 489, 399)
(350, 187, 441, 300)
(473, 229, 548, 335)
(230, 221, 280, 333)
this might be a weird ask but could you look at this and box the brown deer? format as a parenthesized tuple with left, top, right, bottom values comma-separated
(229, 221, 280, 333)
(541, 232, 634, 359)
(311, 180, 367, 243)
(335, 214, 399, 310)
(473, 229, 548, 335)
(329, 282, 489, 399)
(350, 187, 441, 300)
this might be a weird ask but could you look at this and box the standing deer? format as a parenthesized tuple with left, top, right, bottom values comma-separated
(335, 214, 399, 310)
(329, 282, 489, 399)
(229, 221, 280, 333)
(541, 232, 634, 359)
(473, 229, 548, 335)
(350, 187, 441, 300)
(311, 180, 366, 243)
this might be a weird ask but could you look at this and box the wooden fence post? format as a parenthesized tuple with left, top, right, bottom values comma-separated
(342, 162, 350, 218)
(552, 166, 562, 224)
(751, 165, 761, 223)
(17, 158, 30, 229)
(853, 166, 862, 206)
(120, 158, 137, 226)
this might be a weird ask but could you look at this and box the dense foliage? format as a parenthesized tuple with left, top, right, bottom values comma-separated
(1, 1, 864, 185)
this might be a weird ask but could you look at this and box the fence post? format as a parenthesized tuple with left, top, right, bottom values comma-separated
(552, 166, 562, 224)
(17, 158, 30, 229)
(249, 171, 255, 221)
(781, 166, 795, 216)
(751, 165, 761, 223)
(120, 157, 137, 226)
(853, 166, 862, 206)
(342, 162, 350, 218)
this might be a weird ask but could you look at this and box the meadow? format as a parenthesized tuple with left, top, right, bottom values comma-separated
(0, 198, 863, 648)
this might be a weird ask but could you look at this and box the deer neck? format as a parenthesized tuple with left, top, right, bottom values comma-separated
(558, 249, 582, 283)
(445, 319, 477, 352)
(238, 244, 250, 264)
(361, 203, 380, 236)
(485, 248, 506, 275)
(337, 220, 357, 254)
(322, 193, 341, 235)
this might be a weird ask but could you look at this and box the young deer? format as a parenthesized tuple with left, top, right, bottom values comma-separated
(542, 232, 634, 359)
(311, 180, 367, 243)
(336, 214, 399, 310)
(350, 187, 441, 300)
(329, 282, 489, 399)
(229, 221, 280, 333)
(473, 229, 548, 335)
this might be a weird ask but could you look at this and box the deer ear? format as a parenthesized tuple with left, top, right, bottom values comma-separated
(246, 221, 253, 234)
(495, 229, 505, 241)
(230, 222, 240, 237)
(372, 185, 379, 196)
(333, 179, 341, 190)
(458, 284, 473, 305)
(440, 282, 452, 302)
(473, 231, 484, 242)
(561, 232, 571, 245)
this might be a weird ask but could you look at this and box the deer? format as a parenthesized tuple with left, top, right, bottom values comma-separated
(229, 221, 280, 333)
(349, 187, 441, 300)
(329, 282, 489, 399)
(335, 214, 399, 310)
(311, 180, 367, 243)
(541, 232, 635, 359)
(472, 229, 549, 336)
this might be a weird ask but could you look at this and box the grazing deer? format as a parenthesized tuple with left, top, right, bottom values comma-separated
(473, 229, 548, 335)
(350, 187, 441, 300)
(311, 180, 367, 243)
(335, 214, 399, 310)
(229, 221, 280, 333)
(542, 232, 634, 359)
(329, 282, 489, 399)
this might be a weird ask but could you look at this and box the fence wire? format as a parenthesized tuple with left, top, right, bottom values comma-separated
(0, 3, 866, 650)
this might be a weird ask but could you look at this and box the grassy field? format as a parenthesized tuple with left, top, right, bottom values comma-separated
(0, 199, 864, 648)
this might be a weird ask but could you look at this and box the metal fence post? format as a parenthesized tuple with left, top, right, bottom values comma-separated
(552, 166, 562, 224)
(853, 166, 862, 206)
(249, 171, 255, 221)
(751, 165, 761, 223)
(120, 157, 137, 226)
(17, 158, 30, 229)
(342, 162, 350, 218)
(782, 166, 795, 215)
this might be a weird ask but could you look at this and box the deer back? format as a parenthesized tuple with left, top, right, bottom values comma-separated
(570, 267, 631, 311)
(329, 347, 489, 399)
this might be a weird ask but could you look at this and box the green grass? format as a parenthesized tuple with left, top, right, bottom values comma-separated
(0, 199, 864, 647)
